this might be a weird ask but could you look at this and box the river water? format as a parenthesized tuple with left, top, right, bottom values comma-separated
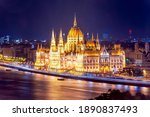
(0, 67, 150, 100)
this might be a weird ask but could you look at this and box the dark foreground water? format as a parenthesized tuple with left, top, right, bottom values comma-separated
(0, 66, 150, 100)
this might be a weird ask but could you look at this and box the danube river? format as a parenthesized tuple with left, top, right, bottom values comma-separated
(0, 66, 150, 100)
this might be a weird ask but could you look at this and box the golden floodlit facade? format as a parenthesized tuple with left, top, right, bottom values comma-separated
(35, 16, 126, 73)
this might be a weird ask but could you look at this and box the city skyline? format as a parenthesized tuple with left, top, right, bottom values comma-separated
(0, 0, 150, 40)
(1, 0, 150, 101)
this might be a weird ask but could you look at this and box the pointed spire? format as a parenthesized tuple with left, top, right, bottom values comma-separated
(37, 43, 39, 50)
(59, 29, 63, 39)
(58, 29, 63, 45)
(101, 45, 106, 54)
(52, 29, 55, 39)
(91, 33, 94, 41)
(96, 33, 99, 41)
(51, 29, 56, 45)
(104, 45, 106, 49)
(96, 33, 100, 50)
(58, 29, 64, 54)
(50, 29, 56, 51)
(73, 14, 77, 27)
(103, 45, 108, 54)
(40, 44, 42, 49)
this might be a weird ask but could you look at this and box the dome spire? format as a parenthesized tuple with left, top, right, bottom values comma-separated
(73, 14, 77, 27)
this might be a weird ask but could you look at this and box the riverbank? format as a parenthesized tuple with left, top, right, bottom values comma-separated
(0, 63, 150, 87)
(92, 89, 150, 100)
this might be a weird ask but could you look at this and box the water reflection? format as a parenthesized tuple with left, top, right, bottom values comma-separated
(0, 67, 150, 99)
(141, 87, 149, 96)
(124, 85, 129, 91)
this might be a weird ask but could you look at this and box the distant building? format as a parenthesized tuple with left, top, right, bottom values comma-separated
(141, 37, 150, 42)
(0, 35, 10, 44)
(0, 43, 35, 63)
(134, 43, 143, 66)
(28, 49, 36, 62)
(110, 44, 126, 72)
(143, 42, 150, 66)
(35, 44, 49, 69)
(125, 42, 150, 66)
(1, 46, 15, 57)
(13, 38, 23, 44)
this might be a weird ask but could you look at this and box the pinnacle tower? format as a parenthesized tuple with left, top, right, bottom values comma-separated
(58, 29, 64, 54)
(50, 30, 56, 51)
(91, 34, 94, 41)
(96, 33, 100, 50)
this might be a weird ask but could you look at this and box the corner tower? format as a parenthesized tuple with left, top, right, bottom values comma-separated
(58, 29, 64, 54)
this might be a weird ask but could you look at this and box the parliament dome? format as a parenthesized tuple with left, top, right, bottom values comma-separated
(68, 27, 83, 37)
(67, 16, 84, 38)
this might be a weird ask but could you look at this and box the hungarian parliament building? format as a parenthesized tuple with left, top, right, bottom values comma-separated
(35, 16, 125, 73)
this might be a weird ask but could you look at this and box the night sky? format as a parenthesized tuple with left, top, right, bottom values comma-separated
(0, 0, 150, 40)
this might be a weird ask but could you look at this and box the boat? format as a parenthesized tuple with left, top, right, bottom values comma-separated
(57, 78, 65, 80)
(5, 68, 11, 71)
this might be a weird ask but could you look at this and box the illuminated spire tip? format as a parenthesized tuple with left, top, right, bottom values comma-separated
(73, 14, 77, 27)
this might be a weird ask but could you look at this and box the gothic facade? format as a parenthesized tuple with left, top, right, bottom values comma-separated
(35, 16, 125, 73)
